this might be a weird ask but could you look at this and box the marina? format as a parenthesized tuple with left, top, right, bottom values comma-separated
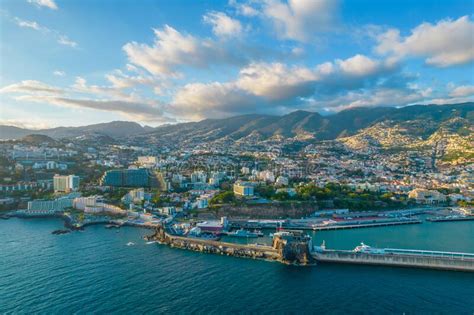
(144, 222, 474, 271)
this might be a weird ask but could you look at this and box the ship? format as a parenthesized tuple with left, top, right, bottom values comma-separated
(353, 242, 386, 254)
(227, 229, 263, 238)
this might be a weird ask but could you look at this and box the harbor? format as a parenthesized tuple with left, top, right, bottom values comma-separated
(143, 222, 474, 271)
(6, 205, 474, 272)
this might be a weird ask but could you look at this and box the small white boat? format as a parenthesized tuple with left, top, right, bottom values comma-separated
(146, 241, 156, 245)
(353, 242, 385, 254)
(126, 242, 135, 246)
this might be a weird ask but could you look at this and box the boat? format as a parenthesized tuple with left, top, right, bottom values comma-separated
(105, 224, 121, 229)
(227, 229, 261, 238)
(146, 241, 156, 245)
(126, 242, 135, 246)
(52, 229, 70, 235)
(353, 242, 385, 254)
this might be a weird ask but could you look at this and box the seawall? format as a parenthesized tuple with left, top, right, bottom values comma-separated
(146, 226, 314, 265)
(313, 251, 474, 272)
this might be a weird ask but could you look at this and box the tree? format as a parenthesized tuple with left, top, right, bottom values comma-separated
(210, 191, 235, 205)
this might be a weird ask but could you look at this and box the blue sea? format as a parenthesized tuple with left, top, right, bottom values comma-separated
(1, 217, 473, 314)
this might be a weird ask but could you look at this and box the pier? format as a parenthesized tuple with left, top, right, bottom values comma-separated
(146, 225, 314, 265)
(312, 248, 474, 272)
(312, 219, 422, 231)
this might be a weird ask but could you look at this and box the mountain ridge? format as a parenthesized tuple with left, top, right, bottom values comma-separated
(1, 103, 472, 143)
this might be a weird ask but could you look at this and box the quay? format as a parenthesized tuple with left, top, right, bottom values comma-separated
(426, 216, 474, 223)
(312, 246, 474, 272)
(312, 219, 422, 231)
(230, 217, 423, 231)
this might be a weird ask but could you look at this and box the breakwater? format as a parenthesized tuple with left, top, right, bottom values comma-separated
(312, 219, 422, 231)
(313, 250, 474, 272)
(146, 226, 314, 265)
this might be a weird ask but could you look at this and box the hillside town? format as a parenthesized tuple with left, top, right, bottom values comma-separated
(0, 130, 472, 231)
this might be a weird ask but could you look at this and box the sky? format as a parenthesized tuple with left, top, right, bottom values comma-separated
(0, 0, 473, 128)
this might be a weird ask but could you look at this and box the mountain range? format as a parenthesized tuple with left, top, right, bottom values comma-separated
(1, 103, 473, 146)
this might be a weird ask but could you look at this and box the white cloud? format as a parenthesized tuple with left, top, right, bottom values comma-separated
(1, 79, 170, 122)
(0, 80, 63, 94)
(375, 16, 474, 67)
(14, 18, 42, 31)
(169, 54, 400, 119)
(229, 0, 259, 17)
(172, 82, 260, 119)
(320, 88, 425, 112)
(0, 118, 52, 130)
(17, 95, 167, 121)
(203, 11, 243, 38)
(335, 54, 381, 77)
(105, 70, 155, 89)
(12, 16, 78, 48)
(236, 62, 316, 100)
(58, 35, 78, 48)
(27, 0, 58, 10)
(123, 25, 242, 77)
(449, 85, 474, 97)
(263, 0, 340, 42)
(53, 70, 65, 76)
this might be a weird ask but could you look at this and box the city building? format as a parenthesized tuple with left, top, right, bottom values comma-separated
(408, 189, 447, 204)
(100, 168, 165, 189)
(73, 195, 104, 210)
(233, 181, 254, 197)
(191, 171, 207, 183)
(196, 217, 228, 233)
(121, 188, 145, 204)
(137, 156, 158, 168)
(27, 197, 74, 214)
(53, 175, 80, 193)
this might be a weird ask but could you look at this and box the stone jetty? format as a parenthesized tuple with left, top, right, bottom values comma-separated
(146, 224, 314, 265)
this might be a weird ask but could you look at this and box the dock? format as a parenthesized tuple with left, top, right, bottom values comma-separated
(426, 216, 474, 223)
(146, 225, 314, 265)
(312, 219, 422, 231)
(312, 248, 474, 272)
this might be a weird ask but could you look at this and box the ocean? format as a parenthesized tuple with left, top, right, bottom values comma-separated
(1, 217, 473, 314)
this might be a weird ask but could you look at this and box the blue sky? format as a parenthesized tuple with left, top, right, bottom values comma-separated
(0, 0, 473, 128)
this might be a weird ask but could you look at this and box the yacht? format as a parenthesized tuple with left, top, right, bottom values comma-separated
(227, 229, 262, 238)
(353, 242, 385, 254)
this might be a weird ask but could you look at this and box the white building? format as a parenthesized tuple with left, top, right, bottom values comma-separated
(121, 188, 145, 204)
(408, 189, 447, 204)
(54, 175, 80, 193)
(27, 197, 73, 213)
(137, 156, 158, 168)
(73, 195, 103, 210)
(275, 176, 289, 186)
(258, 171, 275, 183)
(241, 167, 250, 175)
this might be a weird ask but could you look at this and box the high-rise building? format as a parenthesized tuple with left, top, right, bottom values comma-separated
(53, 175, 80, 193)
(100, 168, 166, 190)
